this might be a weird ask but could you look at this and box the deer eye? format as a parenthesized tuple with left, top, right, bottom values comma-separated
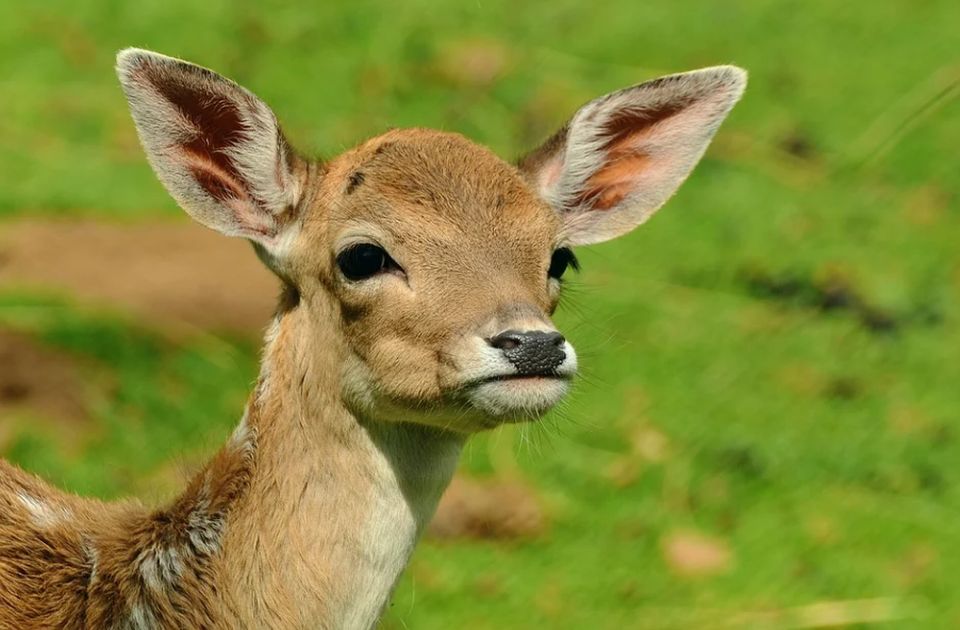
(548, 247, 580, 280)
(336, 244, 400, 281)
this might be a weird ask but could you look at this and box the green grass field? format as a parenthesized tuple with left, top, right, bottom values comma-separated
(1, 1, 959, 627)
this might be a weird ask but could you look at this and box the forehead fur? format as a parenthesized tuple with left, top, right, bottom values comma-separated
(321, 129, 560, 240)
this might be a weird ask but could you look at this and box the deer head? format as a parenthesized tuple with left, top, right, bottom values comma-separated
(116, 49, 745, 433)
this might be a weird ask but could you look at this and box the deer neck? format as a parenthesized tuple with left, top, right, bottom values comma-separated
(217, 296, 464, 628)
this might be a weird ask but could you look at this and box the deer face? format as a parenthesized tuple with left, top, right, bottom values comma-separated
(295, 130, 572, 428)
(117, 49, 745, 432)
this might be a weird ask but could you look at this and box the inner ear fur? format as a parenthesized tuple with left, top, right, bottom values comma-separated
(520, 66, 747, 245)
(116, 48, 303, 251)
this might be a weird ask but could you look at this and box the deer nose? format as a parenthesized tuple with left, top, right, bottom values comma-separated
(488, 330, 566, 375)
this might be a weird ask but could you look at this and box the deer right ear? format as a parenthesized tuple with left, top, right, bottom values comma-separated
(116, 49, 304, 257)
(520, 66, 746, 246)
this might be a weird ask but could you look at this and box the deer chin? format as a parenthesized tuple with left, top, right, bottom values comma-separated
(456, 374, 573, 422)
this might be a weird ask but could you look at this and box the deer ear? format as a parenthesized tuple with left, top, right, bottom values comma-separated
(116, 48, 303, 256)
(520, 66, 746, 245)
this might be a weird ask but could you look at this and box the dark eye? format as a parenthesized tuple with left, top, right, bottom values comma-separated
(336, 243, 400, 281)
(548, 247, 579, 280)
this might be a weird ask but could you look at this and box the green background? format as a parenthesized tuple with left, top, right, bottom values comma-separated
(1, 1, 958, 627)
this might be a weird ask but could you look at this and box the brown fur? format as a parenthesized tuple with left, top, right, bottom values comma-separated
(0, 129, 561, 628)
(0, 49, 744, 628)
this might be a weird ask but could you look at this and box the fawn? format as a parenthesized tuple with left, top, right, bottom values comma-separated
(0, 49, 745, 628)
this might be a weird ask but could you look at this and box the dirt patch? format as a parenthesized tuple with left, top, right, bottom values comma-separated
(0, 219, 278, 335)
(0, 329, 90, 425)
(428, 475, 547, 541)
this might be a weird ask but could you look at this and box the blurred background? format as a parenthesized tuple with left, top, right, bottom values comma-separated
(1, 1, 958, 627)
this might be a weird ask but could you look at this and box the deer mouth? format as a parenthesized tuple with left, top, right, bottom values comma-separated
(458, 372, 574, 420)
(469, 371, 572, 386)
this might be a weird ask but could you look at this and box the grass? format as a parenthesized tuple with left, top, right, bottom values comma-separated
(1, 1, 959, 627)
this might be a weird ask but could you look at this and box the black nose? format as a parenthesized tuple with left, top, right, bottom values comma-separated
(488, 330, 566, 375)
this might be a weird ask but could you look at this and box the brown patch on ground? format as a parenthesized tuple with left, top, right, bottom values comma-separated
(0, 329, 91, 431)
(428, 475, 547, 541)
(661, 529, 734, 578)
(0, 219, 277, 335)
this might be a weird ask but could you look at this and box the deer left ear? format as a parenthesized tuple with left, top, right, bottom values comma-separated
(116, 48, 304, 260)
(519, 66, 746, 245)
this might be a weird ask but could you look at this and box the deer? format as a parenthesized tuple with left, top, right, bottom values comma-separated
(0, 48, 745, 629)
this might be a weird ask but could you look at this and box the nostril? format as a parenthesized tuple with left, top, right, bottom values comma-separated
(488, 330, 525, 351)
(545, 332, 565, 347)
